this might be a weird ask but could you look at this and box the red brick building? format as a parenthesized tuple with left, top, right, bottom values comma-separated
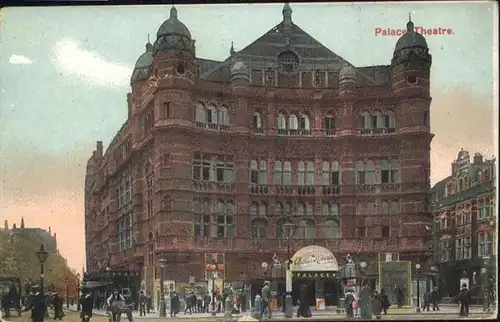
(429, 150, 496, 299)
(85, 5, 433, 305)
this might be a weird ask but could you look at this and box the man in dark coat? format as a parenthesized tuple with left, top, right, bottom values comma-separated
(139, 291, 147, 316)
(430, 287, 440, 311)
(359, 282, 373, 319)
(23, 286, 47, 322)
(79, 287, 93, 322)
(52, 292, 64, 320)
(170, 291, 180, 317)
(458, 284, 470, 317)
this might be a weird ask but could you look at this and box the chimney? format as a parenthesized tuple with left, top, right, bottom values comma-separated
(13, 223, 17, 229)
(96, 141, 103, 157)
(127, 93, 132, 120)
(4, 220, 8, 231)
(473, 153, 483, 164)
(49, 226, 51, 235)
(20, 217, 25, 229)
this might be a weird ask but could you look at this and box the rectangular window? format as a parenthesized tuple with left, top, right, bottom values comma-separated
(206, 109, 213, 123)
(371, 116, 377, 128)
(193, 155, 201, 180)
(384, 115, 390, 128)
(357, 171, 365, 185)
(202, 158, 211, 181)
(216, 158, 225, 182)
(382, 226, 390, 237)
(258, 163, 266, 185)
(357, 226, 366, 238)
(194, 214, 202, 236)
(381, 170, 389, 183)
(224, 157, 234, 183)
(250, 168, 258, 184)
(283, 162, 292, 186)
(331, 171, 340, 185)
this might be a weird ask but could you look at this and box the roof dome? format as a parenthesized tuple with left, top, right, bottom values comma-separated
(394, 20, 428, 52)
(130, 42, 154, 83)
(156, 7, 191, 40)
(231, 61, 248, 74)
(339, 63, 356, 80)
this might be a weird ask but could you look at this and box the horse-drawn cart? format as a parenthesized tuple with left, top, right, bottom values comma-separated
(107, 300, 134, 322)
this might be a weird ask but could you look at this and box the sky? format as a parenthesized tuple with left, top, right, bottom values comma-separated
(0, 2, 497, 271)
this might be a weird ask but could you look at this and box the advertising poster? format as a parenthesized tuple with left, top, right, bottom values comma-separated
(204, 253, 225, 280)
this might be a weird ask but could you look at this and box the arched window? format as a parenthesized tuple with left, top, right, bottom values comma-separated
(297, 219, 315, 239)
(355, 161, 365, 185)
(288, 114, 298, 130)
(297, 161, 305, 186)
(276, 219, 292, 239)
(251, 219, 267, 239)
(145, 162, 154, 218)
(324, 114, 336, 135)
(250, 160, 259, 184)
(373, 111, 384, 129)
(218, 106, 229, 125)
(273, 160, 283, 185)
(322, 219, 340, 238)
(283, 201, 292, 216)
(323, 203, 339, 216)
(276, 202, 284, 216)
(283, 161, 292, 185)
(357, 202, 366, 216)
(215, 200, 234, 238)
(250, 202, 258, 216)
(194, 198, 211, 237)
(366, 161, 375, 185)
(360, 111, 371, 129)
(277, 113, 287, 130)
(297, 202, 305, 216)
(306, 162, 315, 185)
(299, 114, 310, 131)
(196, 103, 206, 122)
(253, 112, 262, 128)
(259, 161, 267, 185)
(206, 104, 217, 124)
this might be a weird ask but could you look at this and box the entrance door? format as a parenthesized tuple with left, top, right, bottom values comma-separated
(324, 280, 338, 306)
(292, 279, 315, 306)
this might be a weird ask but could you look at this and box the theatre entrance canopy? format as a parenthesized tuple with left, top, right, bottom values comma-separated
(289, 245, 339, 279)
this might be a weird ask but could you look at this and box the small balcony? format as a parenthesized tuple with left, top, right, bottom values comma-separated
(324, 129, 337, 136)
(195, 122, 230, 131)
(359, 128, 396, 135)
(250, 185, 270, 195)
(277, 129, 311, 136)
(193, 181, 235, 193)
(321, 185, 341, 195)
(251, 127, 264, 134)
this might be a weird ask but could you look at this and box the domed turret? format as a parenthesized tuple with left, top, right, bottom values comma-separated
(339, 63, 357, 85)
(130, 41, 154, 83)
(392, 15, 431, 67)
(231, 60, 249, 90)
(154, 6, 194, 56)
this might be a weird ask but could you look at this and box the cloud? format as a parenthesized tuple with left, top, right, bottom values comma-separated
(51, 38, 132, 89)
(9, 54, 34, 64)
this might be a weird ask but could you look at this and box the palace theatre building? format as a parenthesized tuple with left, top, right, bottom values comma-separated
(84, 4, 434, 308)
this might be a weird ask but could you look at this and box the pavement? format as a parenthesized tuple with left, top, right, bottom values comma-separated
(1, 304, 495, 322)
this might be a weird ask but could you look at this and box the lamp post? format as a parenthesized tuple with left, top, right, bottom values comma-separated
(76, 273, 81, 311)
(415, 263, 421, 313)
(359, 261, 367, 291)
(211, 269, 219, 316)
(36, 244, 49, 296)
(159, 258, 166, 317)
(65, 277, 69, 308)
(482, 256, 490, 312)
(283, 222, 296, 319)
(105, 266, 111, 297)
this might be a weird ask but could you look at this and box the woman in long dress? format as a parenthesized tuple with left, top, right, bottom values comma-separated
(296, 284, 312, 318)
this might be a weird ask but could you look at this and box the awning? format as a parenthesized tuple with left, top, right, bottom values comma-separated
(83, 281, 111, 289)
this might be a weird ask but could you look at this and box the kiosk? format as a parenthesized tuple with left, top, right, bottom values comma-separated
(289, 245, 339, 310)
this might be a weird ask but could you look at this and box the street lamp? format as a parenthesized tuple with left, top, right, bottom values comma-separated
(76, 273, 81, 311)
(65, 277, 69, 308)
(159, 258, 167, 317)
(36, 244, 49, 296)
(415, 263, 421, 313)
(211, 269, 219, 316)
(360, 261, 367, 290)
(283, 222, 296, 319)
(482, 256, 491, 312)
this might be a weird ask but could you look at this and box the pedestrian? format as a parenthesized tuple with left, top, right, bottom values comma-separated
(146, 292, 151, 314)
(359, 282, 373, 319)
(138, 291, 146, 316)
(372, 290, 382, 319)
(260, 281, 272, 319)
(79, 287, 93, 322)
(170, 291, 180, 317)
(22, 286, 47, 322)
(52, 292, 64, 320)
(396, 288, 404, 308)
(344, 287, 356, 318)
(458, 283, 470, 317)
(422, 290, 431, 311)
(380, 289, 390, 315)
(431, 287, 440, 311)
(296, 284, 311, 318)
(203, 293, 210, 313)
(106, 289, 125, 322)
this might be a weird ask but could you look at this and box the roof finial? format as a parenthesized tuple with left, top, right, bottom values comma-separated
(406, 12, 414, 32)
(147, 34, 150, 43)
(230, 41, 235, 55)
(20, 217, 25, 229)
(283, 2, 293, 32)
(170, 5, 178, 19)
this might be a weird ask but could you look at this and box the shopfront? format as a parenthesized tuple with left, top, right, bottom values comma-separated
(289, 245, 339, 309)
